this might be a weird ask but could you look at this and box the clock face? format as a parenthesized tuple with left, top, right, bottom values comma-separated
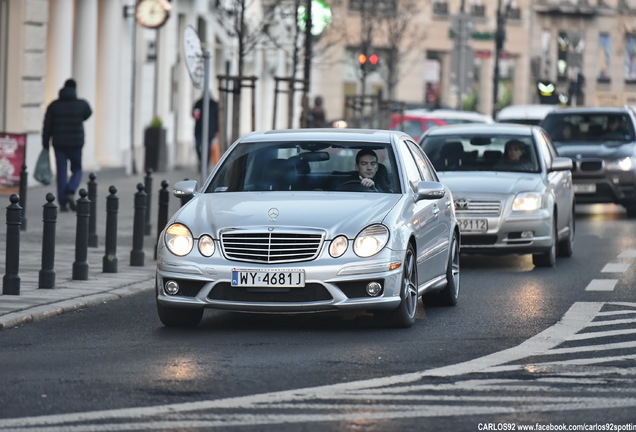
(135, 0, 169, 29)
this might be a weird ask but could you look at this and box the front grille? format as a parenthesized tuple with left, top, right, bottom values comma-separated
(579, 160, 603, 172)
(221, 228, 324, 264)
(208, 282, 332, 302)
(455, 200, 501, 216)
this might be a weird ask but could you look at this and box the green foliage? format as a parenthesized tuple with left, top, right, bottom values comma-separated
(149, 116, 163, 128)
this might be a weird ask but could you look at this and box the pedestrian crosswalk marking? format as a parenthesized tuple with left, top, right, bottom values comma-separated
(585, 279, 617, 291)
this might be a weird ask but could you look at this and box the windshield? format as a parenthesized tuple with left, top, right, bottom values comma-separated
(419, 134, 540, 173)
(541, 113, 635, 144)
(205, 140, 401, 193)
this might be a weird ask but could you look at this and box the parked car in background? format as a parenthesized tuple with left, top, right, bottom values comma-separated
(390, 109, 494, 139)
(496, 104, 558, 125)
(540, 106, 636, 217)
(156, 129, 460, 328)
(419, 123, 574, 267)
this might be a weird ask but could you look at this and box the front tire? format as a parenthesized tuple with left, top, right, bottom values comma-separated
(157, 301, 203, 327)
(438, 232, 460, 306)
(557, 208, 575, 257)
(533, 220, 557, 267)
(385, 245, 418, 328)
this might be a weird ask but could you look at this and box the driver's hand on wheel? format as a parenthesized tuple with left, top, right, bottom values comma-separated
(360, 176, 375, 188)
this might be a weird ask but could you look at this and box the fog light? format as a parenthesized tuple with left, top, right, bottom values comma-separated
(366, 281, 382, 296)
(165, 280, 179, 295)
(521, 231, 533, 239)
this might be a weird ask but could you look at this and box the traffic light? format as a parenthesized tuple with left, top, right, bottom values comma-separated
(358, 53, 379, 72)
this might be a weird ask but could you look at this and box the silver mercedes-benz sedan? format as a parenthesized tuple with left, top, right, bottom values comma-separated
(155, 129, 460, 328)
(419, 123, 574, 267)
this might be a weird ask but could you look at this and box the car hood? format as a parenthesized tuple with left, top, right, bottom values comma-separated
(554, 141, 636, 159)
(439, 172, 542, 195)
(174, 192, 402, 237)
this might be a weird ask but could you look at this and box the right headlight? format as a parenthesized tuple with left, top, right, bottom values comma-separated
(353, 224, 389, 258)
(512, 192, 542, 211)
(165, 223, 193, 256)
(606, 156, 633, 171)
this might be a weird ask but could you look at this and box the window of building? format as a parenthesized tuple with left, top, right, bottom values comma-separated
(0, 0, 7, 130)
(598, 33, 611, 83)
(348, 0, 397, 14)
(626, 34, 636, 84)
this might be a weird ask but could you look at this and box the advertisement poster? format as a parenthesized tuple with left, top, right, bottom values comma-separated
(0, 132, 26, 194)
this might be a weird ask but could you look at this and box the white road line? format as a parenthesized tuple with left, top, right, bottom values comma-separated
(601, 263, 630, 273)
(618, 249, 636, 258)
(1, 302, 635, 430)
(585, 279, 617, 291)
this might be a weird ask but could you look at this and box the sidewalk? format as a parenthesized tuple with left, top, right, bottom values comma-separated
(0, 166, 201, 330)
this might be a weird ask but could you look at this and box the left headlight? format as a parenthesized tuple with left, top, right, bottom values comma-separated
(165, 223, 193, 256)
(512, 192, 542, 211)
(354, 224, 389, 258)
(606, 156, 633, 172)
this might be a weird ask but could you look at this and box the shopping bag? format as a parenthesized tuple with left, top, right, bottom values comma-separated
(34, 149, 52, 185)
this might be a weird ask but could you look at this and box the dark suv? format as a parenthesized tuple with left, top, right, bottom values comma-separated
(541, 106, 636, 217)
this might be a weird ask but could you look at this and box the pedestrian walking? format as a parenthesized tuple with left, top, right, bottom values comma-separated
(42, 78, 92, 212)
(310, 96, 327, 128)
(192, 94, 219, 170)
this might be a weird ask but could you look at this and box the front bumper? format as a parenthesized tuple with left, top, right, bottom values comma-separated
(155, 249, 405, 313)
(458, 208, 553, 255)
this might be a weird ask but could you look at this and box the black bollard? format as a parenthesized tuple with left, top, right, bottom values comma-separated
(130, 183, 146, 266)
(144, 169, 153, 236)
(39, 193, 57, 288)
(155, 180, 170, 260)
(72, 189, 90, 280)
(19, 163, 27, 231)
(3, 194, 21, 295)
(87, 173, 98, 247)
(103, 186, 119, 273)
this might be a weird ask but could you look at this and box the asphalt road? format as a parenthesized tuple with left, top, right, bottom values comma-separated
(0, 204, 634, 431)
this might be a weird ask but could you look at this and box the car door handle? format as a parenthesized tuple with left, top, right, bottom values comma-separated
(432, 206, 440, 216)
(445, 200, 452, 208)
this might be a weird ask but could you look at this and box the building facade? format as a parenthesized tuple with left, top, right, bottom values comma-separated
(2, 0, 636, 183)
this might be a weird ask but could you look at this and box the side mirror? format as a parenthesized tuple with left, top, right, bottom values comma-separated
(550, 157, 573, 172)
(173, 180, 198, 199)
(416, 181, 446, 201)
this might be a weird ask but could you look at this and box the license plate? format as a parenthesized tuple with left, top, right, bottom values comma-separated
(573, 183, 596, 194)
(231, 269, 305, 287)
(458, 218, 488, 232)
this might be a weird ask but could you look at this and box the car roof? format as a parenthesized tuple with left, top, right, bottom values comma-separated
(419, 123, 537, 138)
(239, 128, 409, 144)
(496, 104, 557, 121)
(545, 106, 631, 115)
(404, 109, 494, 123)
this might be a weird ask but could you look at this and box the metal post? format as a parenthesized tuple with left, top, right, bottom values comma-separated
(19, 163, 27, 231)
(201, 50, 211, 181)
(3, 194, 21, 295)
(103, 186, 119, 273)
(144, 169, 153, 235)
(130, 183, 146, 266)
(88, 173, 98, 247)
(39, 193, 57, 288)
(72, 189, 90, 280)
(155, 180, 170, 260)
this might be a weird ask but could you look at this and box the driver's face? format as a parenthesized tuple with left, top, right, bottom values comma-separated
(356, 155, 378, 179)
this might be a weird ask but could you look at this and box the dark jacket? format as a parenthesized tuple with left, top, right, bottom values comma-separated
(42, 86, 92, 149)
(193, 97, 218, 139)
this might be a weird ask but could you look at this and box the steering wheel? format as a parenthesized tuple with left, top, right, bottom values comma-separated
(335, 180, 378, 192)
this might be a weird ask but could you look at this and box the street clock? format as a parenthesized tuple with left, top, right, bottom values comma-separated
(135, 0, 170, 29)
